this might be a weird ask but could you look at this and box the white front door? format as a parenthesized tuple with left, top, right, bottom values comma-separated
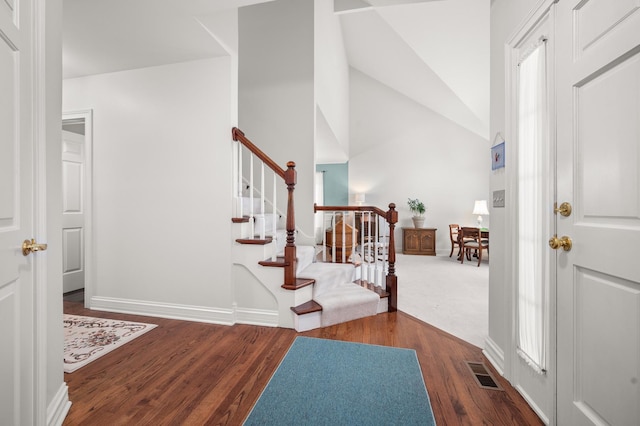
(62, 129, 86, 293)
(0, 0, 38, 423)
(556, 1, 640, 424)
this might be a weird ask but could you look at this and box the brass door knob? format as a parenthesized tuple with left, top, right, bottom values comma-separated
(22, 239, 48, 256)
(549, 235, 572, 251)
(554, 202, 572, 217)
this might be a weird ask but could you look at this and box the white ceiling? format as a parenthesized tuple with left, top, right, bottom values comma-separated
(63, 0, 489, 139)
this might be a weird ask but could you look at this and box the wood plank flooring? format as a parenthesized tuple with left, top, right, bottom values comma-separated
(62, 299, 543, 425)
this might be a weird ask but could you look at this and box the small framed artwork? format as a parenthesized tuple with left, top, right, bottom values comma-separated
(491, 142, 505, 170)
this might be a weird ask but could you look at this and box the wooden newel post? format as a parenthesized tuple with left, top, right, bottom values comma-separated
(283, 161, 297, 289)
(386, 203, 398, 312)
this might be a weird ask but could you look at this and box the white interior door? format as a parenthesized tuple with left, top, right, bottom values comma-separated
(556, 1, 640, 424)
(62, 129, 86, 293)
(0, 0, 37, 423)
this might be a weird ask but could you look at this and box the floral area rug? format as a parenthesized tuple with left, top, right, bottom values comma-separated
(63, 314, 157, 373)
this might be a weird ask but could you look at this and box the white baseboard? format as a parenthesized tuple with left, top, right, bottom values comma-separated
(234, 307, 279, 327)
(482, 336, 505, 376)
(515, 384, 550, 425)
(90, 296, 236, 325)
(47, 383, 71, 426)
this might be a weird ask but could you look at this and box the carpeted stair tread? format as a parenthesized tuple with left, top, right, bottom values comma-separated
(314, 283, 380, 327)
(295, 245, 316, 275)
(355, 279, 389, 298)
(314, 283, 380, 326)
(272, 245, 316, 275)
(298, 262, 357, 297)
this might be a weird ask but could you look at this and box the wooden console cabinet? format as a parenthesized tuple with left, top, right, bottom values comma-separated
(402, 227, 437, 255)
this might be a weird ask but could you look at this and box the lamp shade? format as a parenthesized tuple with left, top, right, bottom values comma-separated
(472, 200, 489, 216)
(355, 193, 366, 205)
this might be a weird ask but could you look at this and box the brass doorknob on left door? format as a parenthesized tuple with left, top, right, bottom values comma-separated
(554, 202, 572, 217)
(549, 235, 572, 251)
(22, 239, 48, 256)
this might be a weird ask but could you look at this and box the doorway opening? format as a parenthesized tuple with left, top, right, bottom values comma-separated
(62, 110, 93, 307)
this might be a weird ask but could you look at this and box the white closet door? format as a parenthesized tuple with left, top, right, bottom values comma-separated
(62, 130, 86, 293)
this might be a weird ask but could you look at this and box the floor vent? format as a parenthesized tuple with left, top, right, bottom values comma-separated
(465, 361, 503, 391)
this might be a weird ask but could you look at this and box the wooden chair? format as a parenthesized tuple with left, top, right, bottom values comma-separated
(460, 227, 489, 267)
(449, 224, 461, 257)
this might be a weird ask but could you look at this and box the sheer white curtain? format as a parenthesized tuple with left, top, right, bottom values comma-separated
(517, 41, 549, 374)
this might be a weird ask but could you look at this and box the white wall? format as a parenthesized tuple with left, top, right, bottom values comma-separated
(63, 58, 234, 316)
(349, 69, 490, 252)
(314, 0, 350, 163)
(238, 0, 316, 244)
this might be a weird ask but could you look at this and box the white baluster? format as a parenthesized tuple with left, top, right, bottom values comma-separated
(271, 172, 277, 261)
(359, 212, 365, 281)
(259, 163, 265, 240)
(249, 154, 254, 238)
(321, 212, 328, 262)
(238, 144, 243, 218)
(331, 212, 336, 263)
(341, 213, 346, 263)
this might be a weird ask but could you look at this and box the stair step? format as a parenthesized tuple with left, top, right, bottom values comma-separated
(354, 279, 390, 298)
(258, 256, 287, 267)
(291, 279, 388, 319)
(291, 300, 322, 315)
(231, 216, 250, 223)
(282, 278, 315, 291)
(236, 237, 273, 245)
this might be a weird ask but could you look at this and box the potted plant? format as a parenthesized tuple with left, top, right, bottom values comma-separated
(407, 198, 426, 228)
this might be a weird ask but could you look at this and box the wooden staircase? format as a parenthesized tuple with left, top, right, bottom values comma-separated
(231, 127, 397, 331)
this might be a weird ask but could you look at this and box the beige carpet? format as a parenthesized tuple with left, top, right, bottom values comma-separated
(396, 253, 488, 348)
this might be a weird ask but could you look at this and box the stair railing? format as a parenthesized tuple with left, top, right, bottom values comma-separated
(314, 204, 398, 312)
(232, 127, 303, 290)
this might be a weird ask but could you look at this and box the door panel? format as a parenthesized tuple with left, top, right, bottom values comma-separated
(557, 1, 640, 424)
(576, 0, 640, 54)
(62, 130, 85, 293)
(577, 53, 640, 222)
(573, 268, 640, 425)
(0, 39, 16, 225)
(0, 0, 35, 423)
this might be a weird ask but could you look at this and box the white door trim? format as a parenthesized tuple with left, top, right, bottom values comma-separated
(504, 0, 557, 423)
(34, 0, 50, 422)
(62, 110, 94, 308)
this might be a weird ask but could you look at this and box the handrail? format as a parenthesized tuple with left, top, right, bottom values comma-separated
(315, 203, 398, 312)
(314, 204, 387, 218)
(232, 127, 300, 290)
(232, 127, 285, 179)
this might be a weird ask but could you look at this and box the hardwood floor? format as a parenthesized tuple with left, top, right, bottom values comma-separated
(63, 299, 542, 425)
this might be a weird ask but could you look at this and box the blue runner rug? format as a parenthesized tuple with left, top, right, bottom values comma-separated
(244, 336, 436, 425)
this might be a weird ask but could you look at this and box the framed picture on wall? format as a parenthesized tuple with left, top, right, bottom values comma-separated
(491, 142, 505, 170)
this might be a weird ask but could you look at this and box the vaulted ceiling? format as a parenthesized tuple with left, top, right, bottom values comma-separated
(63, 0, 488, 139)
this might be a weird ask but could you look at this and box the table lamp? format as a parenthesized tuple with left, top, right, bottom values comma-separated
(355, 193, 365, 206)
(472, 200, 489, 227)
